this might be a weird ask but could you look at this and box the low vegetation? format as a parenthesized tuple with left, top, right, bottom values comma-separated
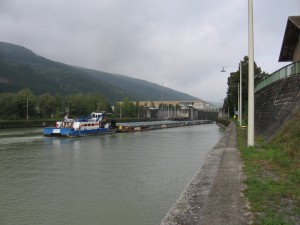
(238, 110, 300, 225)
(216, 118, 231, 127)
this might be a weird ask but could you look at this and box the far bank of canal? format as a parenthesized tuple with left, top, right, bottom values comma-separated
(0, 123, 224, 225)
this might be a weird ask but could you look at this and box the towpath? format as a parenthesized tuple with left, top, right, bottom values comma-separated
(160, 122, 253, 225)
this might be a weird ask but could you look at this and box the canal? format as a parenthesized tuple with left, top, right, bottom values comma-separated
(0, 124, 223, 225)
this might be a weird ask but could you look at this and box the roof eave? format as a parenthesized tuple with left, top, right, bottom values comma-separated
(278, 16, 300, 62)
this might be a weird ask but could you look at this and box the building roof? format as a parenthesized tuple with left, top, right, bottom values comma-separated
(279, 16, 300, 62)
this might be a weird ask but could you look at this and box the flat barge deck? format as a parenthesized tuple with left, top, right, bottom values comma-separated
(116, 120, 213, 132)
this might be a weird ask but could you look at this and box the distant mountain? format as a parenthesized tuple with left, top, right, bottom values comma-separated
(0, 42, 199, 103)
(78, 67, 198, 101)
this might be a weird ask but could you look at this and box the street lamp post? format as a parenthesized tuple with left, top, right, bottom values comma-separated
(223, 98, 230, 119)
(228, 106, 229, 119)
(227, 85, 239, 121)
(248, 0, 255, 146)
(27, 98, 33, 122)
(66, 101, 73, 118)
(221, 63, 243, 125)
(240, 61, 243, 126)
(238, 82, 240, 123)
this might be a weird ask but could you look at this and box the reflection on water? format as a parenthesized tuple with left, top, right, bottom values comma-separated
(0, 128, 44, 145)
(0, 127, 43, 137)
(0, 124, 223, 225)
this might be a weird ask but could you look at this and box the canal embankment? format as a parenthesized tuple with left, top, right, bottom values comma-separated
(160, 122, 252, 225)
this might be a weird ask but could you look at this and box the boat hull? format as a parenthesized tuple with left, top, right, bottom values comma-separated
(43, 127, 115, 137)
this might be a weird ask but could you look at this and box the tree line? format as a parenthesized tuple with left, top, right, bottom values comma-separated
(0, 88, 182, 120)
(0, 88, 112, 120)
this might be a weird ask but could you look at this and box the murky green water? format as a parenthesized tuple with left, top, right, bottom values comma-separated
(0, 124, 223, 225)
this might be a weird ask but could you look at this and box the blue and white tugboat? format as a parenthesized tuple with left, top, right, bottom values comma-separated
(43, 112, 116, 137)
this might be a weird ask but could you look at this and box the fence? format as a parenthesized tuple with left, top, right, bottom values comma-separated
(255, 61, 300, 93)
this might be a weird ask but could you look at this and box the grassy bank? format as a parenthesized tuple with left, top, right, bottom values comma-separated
(216, 118, 231, 127)
(0, 119, 58, 128)
(238, 110, 300, 225)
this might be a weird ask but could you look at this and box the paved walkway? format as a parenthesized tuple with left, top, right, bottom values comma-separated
(160, 122, 252, 225)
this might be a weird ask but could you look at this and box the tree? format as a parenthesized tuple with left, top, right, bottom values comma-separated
(89, 93, 111, 113)
(122, 97, 136, 118)
(224, 56, 269, 120)
(16, 88, 35, 119)
(0, 89, 113, 120)
(67, 93, 111, 117)
(0, 93, 17, 119)
(37, 93, 61, 118)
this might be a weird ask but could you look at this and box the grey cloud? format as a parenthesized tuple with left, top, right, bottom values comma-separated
(0, 0, 299, 101)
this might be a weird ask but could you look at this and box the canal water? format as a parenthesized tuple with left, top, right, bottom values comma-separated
(0, 124, 223, 225)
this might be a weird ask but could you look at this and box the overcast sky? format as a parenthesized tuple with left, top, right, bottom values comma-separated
(1, 0, 299, 102)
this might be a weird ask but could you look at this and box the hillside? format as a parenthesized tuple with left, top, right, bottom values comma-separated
(78, 67, 197, 101)
(0, 42, 198, 103)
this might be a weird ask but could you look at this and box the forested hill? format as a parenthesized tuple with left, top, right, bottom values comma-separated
(0, 42, 198, 103)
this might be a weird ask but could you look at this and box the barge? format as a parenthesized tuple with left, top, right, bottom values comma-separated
(43, 112, 116, 137)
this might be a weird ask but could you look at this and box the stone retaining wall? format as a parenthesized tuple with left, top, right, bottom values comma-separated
(255, 74, 300, 139)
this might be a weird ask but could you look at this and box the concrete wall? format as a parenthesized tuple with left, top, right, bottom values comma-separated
(255, 74, 300, 139)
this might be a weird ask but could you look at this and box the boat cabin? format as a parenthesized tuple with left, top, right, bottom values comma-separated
(90, 112, 106, 121)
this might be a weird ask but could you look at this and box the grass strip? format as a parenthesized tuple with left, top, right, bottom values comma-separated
(237, 110, 300, 225)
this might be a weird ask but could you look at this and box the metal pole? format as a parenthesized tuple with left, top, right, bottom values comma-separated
(26, 98, 33, 122)
(238, 82, 240, 124)
(228, 106, 229, 119)
(240, 61, 242, 126)
(248, 0, 255, 146)
(27, 98, 29, 122)
(67, 101, 70, 117)
(161, 82, 164, 105)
